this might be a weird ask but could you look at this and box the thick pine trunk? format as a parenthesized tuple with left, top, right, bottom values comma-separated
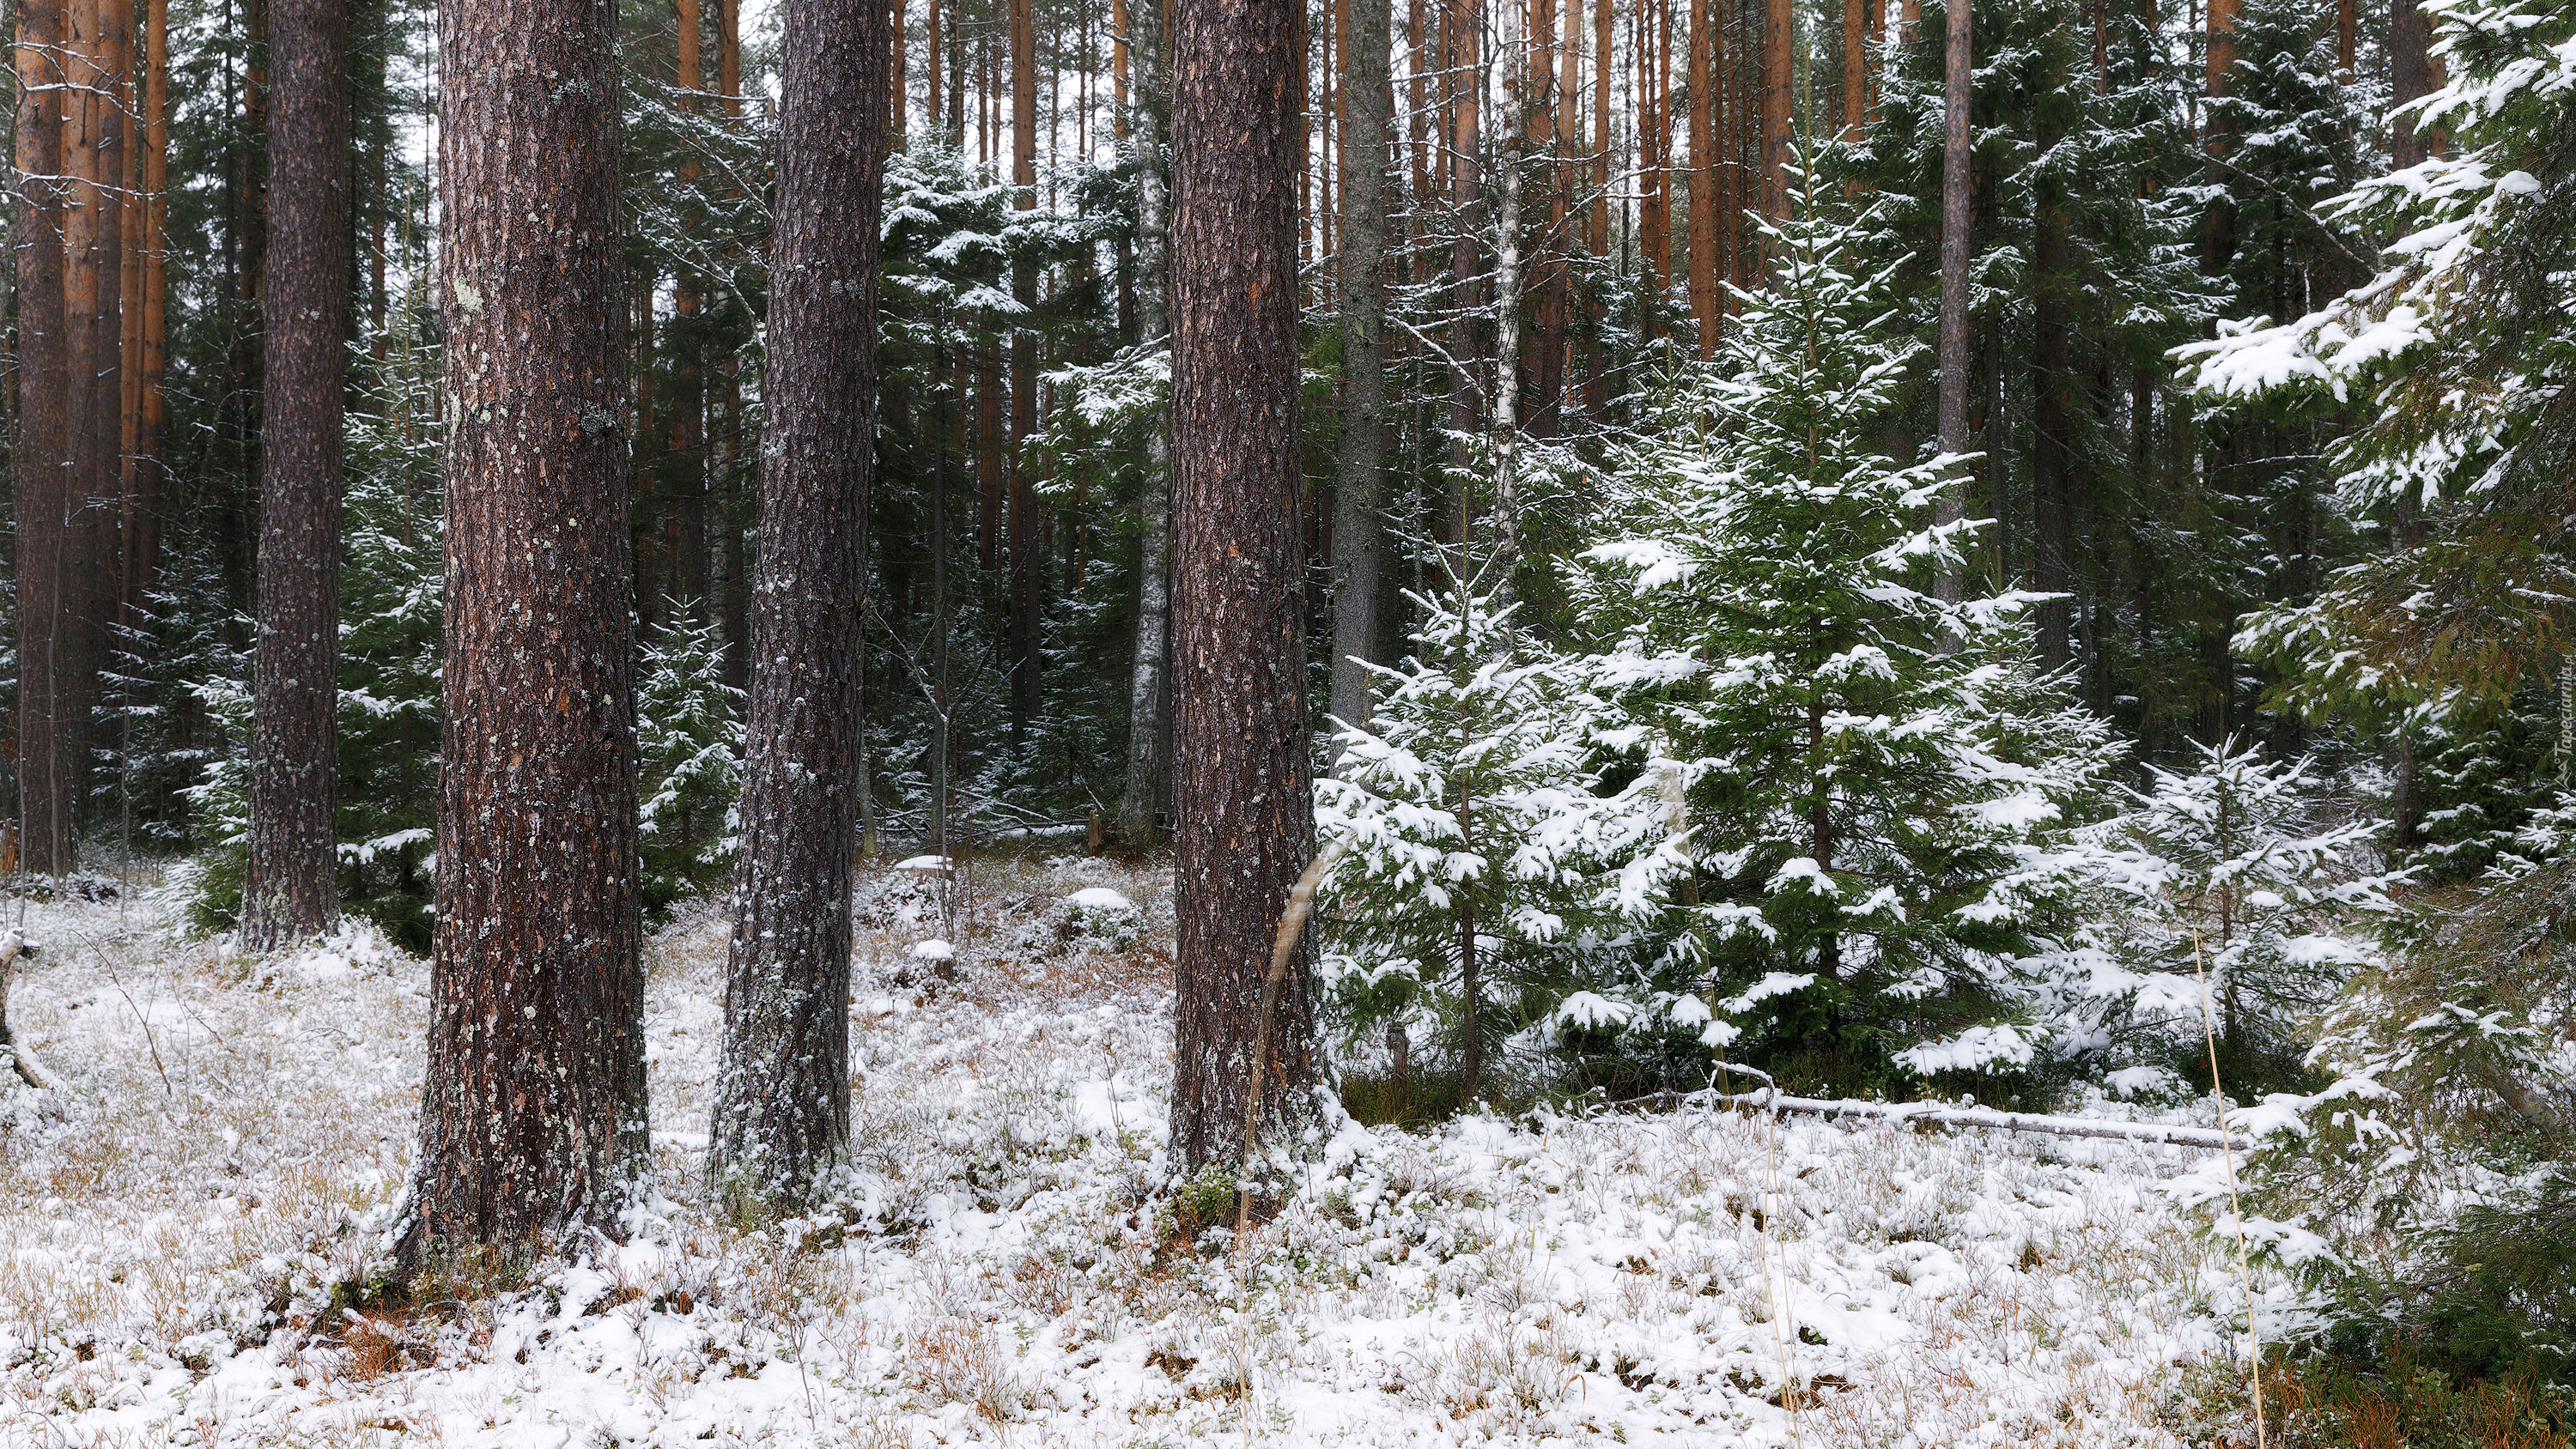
(1329, 0, 1390, 749)
(243, 0, 350, 951)
(402, 0, 645, 1273)
(122, 0, 171, 619)
(709, 0, 886, 1219)
(1761, 0, 1788, 218)
(1934, 0, 1971, 607)
(2389, 0, 2440, 168)
(1170, 0, 1320, 1177)
(1115, 0, 1170, 846)
(15, 0, 73, 875)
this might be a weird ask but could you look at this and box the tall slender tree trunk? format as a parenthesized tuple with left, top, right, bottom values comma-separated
(1330, 0, 1390, 748)
(710, 0, 887, 1220)
(1686, 0, 1716, 355)
(1007, 0, 1040, 746)
(1115, 0, 1172, 846)
(1761, 0, 1788, 218)
(2389, 0, 2441, 167)
(121, 0, 169, 619)
(2031, 128, 2073, 674)
(1169, 0, 1319, 1176)
(401, 0, 644, 1273)
(1639, 0, 1668, 330)
(1934, 0, 1971, 606)
(15, 0, 73, 876)
(1446, 0, 1482, 561)
(241, 0, 350, 951)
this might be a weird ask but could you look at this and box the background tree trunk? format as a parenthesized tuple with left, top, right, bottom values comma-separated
(2389, 0, 2440, 168)
(1934, 0, 1970, 606)
(1007, 0, 1040, 746)
(1169, 0, 1320, 1177)
(709, 0, 886, 1220)
(1445, 0, 1481, 559)
(403, 0, 644, 1273)
(1329, 0, 1390, 751)
(1686, 0, 1715, 355)
(15, 0, 73, 876)
(242, 0, 351, 951)
(1761, 0, 1788, 218)
(1115, 0, 1170, 846)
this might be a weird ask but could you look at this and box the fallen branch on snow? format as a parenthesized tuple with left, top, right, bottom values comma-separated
(1651, 1088, 2250, 1151)
(0, 929, 64, 1094)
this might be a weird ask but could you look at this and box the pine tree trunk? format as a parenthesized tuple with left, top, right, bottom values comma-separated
(242, 0, 350, 951)
(121, 0, 170, 618)
(1762, 0, 1789, 218)
(1329, 0, 1390, 752)
(1686, 0, 1715, 355)
(1843, 0, 1864, 131)
(2389, 0, 2439, 167)
(402, 0, 645, 1273)
(2031, 154, 2073, 674)
(1007, 0, 1040, 746)
(15, 0, 73, 876)
(1934, 0, 1971, 607)
(710, 0, 887, 1218)
(1169, 0, 1320, 1177)
(1639, 0, 1668, 330)
(1115, 0, 1170, 846)
(1445, 0, 1481, 558)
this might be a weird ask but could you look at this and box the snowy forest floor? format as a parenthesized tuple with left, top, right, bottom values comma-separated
(0, 852, 2269, 1447)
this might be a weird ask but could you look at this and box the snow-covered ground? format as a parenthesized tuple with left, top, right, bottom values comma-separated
(1, 855, 2258, 1446)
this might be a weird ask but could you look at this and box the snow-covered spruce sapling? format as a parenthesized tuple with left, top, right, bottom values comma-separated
(1568, 187, 2117, 1100)
(637, 605, 744, 917)
(1315, 591, 1678, 1111)
(2086, 737, 2393, 1098)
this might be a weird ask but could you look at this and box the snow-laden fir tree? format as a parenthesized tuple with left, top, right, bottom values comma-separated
(2188, 0, 2576, 1368)
(1315, 591, 1680, 1107)
(1567, 185, 2118, 1100)
(2084, 737, 2393, 1097)
(637, 606, 744, 916)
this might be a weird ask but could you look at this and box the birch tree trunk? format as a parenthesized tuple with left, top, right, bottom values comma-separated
(710, 0, 888, 1220)
(1169, 0, 1320, 1176)
(401, 0, 645, 1273)
(243, 0, 351, 951)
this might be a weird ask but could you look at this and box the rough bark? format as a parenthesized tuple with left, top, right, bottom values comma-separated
(401, 0, 645, 1273)
(1007, 0, 1040, 744)
(1686, 0, 1716, 355)
(123, 0, 171, 618)
(1329, 0, 1390, 750)
(1115, 0, 1170, 847)
(709, 0, 887, 1219)
(15, 0, 73, 876)
(1445, 0, 1481, 557)
(2031, 155, 2073, 674)
(1169, 0, 1320, 1176)
(1934, 0, 1971, 607)
(2389, 0, 2440, 168)
(1762, 0, 1789, 218)
(242, 0, 351, 952)
(1843, 0, 1865, 132)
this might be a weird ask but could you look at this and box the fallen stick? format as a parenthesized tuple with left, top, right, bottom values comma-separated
(1673, 1088, 2249, 1151)
(0, 929, 63, 1093)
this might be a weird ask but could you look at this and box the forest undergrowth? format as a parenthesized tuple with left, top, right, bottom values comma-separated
(0, 852, 2307, 1447)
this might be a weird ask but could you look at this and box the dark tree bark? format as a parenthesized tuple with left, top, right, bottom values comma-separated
(1329, 0, 1389, 749)
(1934, 0, 1971, 606)
(1686, 0, 1716, 354)
(401, 0, 644, 1273)
(2389, 0, 2441, 168)
(1444, 0, 1480, 554)
(1170, 0, 1320, 1177)
(242, 0, 350, 951)
(15, 0, 74, 876)
(709, 0, 887, 1220)
(1761, 0, 1789, 219)
(1115, 0, 1172, 846)
(2031, 134, 2074, 674)
(1007, 0, 1040, 745)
